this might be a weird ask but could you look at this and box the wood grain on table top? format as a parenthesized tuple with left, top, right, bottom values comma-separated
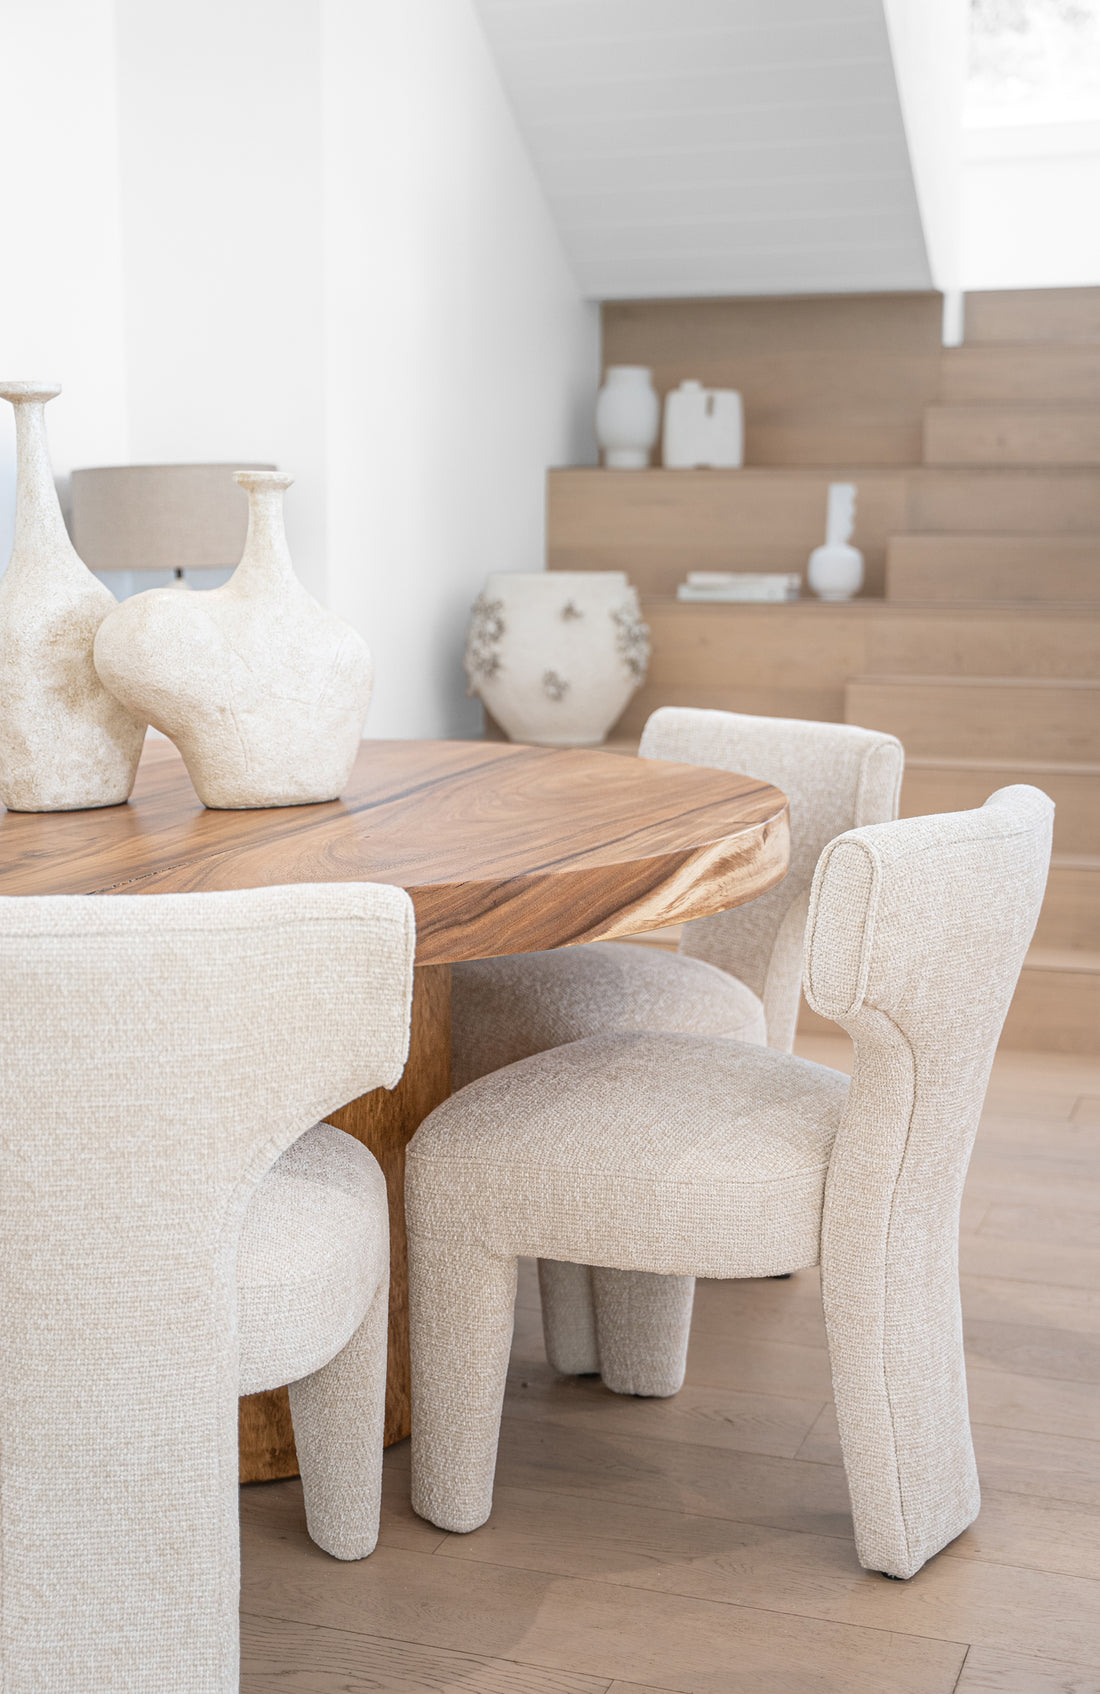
(0, 738, 790, 965)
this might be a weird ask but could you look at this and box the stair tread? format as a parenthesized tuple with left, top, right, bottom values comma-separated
(851, 674, 1100, 688)
(928, 402, 1100, 412)
(1026, 947, 1100, 973)
(641, 596, 1100, 617)
(890, 530, 1100, 540)
(905, 755, 1100, 774)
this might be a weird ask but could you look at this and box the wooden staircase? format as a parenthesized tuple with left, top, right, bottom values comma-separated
(547, 287, 1100, 1052)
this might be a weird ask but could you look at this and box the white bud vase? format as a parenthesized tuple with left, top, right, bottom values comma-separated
(94, 471, 373, 808)
(595, 367, 660, 470)
(465, 571, 649, 746)
(807, 481, 864, 602)
(0, 382, 146, 812)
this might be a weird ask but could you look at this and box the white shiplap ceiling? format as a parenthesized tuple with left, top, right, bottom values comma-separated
(474, 0, 934, 298)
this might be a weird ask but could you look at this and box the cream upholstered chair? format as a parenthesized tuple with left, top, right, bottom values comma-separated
(452, 708, 904, 1394)
(408, 787, 1053, 1579)
(0, 882, 414, 1693)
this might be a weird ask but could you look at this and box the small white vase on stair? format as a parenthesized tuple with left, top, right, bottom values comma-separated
(0, 381, 146, 813)
(807, 482, 864, 602)
(93, 471, 373, 808)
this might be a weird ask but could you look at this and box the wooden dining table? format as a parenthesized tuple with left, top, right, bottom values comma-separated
(0, 735, 789, 1482)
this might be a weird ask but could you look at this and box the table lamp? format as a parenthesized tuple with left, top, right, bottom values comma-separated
(69, 463, 276, 580)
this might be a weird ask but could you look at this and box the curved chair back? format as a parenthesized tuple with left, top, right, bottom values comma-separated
(0, 882, 414, 1691)
(639, 707, 903, 1050)
(805, 785, 1053, 1576)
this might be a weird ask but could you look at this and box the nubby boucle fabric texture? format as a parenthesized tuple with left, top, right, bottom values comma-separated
(0, 882, 414, 1693)
(407, 787, 1052, 1578)
(451, 708, 903, 1392)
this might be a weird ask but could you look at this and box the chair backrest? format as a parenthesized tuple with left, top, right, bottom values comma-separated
(803, 787, 1052, 1573)
(639, 707, 903, 1051)
(0, 881, 414, 1689)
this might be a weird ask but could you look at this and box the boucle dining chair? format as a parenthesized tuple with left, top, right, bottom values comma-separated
(0, 881, 414, 1694)
(452, 708, 904, 1394)
(408, 786, 1053, 1580)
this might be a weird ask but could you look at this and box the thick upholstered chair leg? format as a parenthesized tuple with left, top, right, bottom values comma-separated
(289, 1274, 390, 1560)
(593, 1268, 695, 1397)
(538, 1259, 600, 1374)
(409, 1240, 518, 1533)
(819, 1021, 981, 1579)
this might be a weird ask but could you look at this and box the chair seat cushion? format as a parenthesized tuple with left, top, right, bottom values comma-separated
(237, 1122, 388, 1396)
(409, 1034, 849, 1280)
(451, 943, 767, 1089)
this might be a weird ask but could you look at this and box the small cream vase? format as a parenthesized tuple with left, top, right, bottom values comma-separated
(465, 572, 649, 747)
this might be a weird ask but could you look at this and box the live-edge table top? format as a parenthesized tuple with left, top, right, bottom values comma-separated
(0, 738, 790, 965)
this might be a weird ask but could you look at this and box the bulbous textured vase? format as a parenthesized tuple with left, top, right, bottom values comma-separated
(0, 382, 145, 812)
(464, 571, 649, 746)
(93, 471, 373, 808)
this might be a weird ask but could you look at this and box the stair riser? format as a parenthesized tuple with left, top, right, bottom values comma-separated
(887, 536, 1100, 603)
(999, 965, 1100, 1054)
(1034, 866, 1100, 952)
(801, 966, 1100, 1054)
(846, 681, 1100, 762)
(965, 288, 1100, 345)
(901, 765, 1100, 856)
(924, 408, 1100, 468)
(907, 471, 1100, 533)
(941, 346, 1100, 404)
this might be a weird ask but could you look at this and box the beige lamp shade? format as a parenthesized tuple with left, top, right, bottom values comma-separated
(69, 463, 276, 573)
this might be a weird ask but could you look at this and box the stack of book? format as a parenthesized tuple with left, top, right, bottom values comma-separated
(676, 572, 801, 603)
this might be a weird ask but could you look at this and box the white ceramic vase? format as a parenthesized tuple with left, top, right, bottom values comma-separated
(94, 471, 373, 808)
(807, 482, 864, 602)
(465, 571, 649, 747)
(0, 382, 146, 812)
(595, 367, 660, 469)
(662, 380, 744, 469)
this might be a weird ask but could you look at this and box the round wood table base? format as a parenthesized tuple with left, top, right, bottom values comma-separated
(238, 963, 452, 1483)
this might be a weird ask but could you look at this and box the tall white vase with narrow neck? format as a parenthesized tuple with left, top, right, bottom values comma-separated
(0, 382, 146, 812)
(93, 470, 373, 808)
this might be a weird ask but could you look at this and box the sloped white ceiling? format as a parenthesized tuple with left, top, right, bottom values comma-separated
(473, 0, 934, 298)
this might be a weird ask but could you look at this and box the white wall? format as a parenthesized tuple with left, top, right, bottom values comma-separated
(0, 0, 129, 554)
(114, 0, 329, 599)
(961, 122, 1100, 290)
(1, 0, 597, 737)
(323, 0, 598, 739)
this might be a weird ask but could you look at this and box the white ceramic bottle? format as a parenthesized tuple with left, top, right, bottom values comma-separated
(94, 471, 374, 808)
(0, 381, 146, 812)
(807, 482, 864, 602)
(465, 571, 649, 746)
(595, 367, 660, 469)
(662, 380, 744, 469)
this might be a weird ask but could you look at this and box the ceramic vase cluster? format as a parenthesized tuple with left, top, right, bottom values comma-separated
(0, 383, 373, 813)
(594, 367, 745, 470)
(465, 572, 649, 747)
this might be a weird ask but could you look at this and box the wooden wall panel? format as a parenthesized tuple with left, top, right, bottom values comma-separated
(601, 293, 943, 468)
(547, 468, 908, 598)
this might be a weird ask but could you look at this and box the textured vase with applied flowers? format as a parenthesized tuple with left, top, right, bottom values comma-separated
(464, 571, 649, 747)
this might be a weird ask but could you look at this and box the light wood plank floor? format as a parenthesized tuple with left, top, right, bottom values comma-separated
(241, 1036, 1100, 1693)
